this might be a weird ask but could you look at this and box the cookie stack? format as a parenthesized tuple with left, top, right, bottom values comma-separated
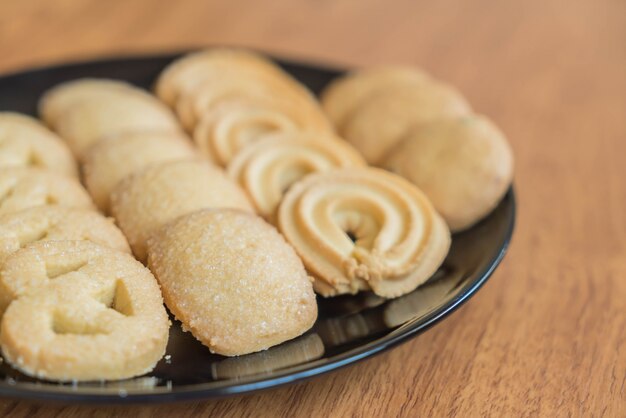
(0, 112, 169, 381)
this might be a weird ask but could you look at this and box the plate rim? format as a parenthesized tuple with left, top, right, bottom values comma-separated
(0, 52, 516, 404)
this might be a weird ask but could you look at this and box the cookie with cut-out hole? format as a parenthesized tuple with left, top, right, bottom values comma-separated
(0, 206, 130, 268)
(0, 112, 78, 177)
(0, 240, 169, 381)
(0, 167, 93, 216)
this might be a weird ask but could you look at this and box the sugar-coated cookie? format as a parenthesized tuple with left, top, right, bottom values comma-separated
(0, 113, 78, 177)
(383, 115, 514, 231)
(39, 78, 180, 159)
(0, 206, 130, 268)
(0, 167, 93, 216)
(110, 160, 253, 261)
(82, 131, 197, 212)
(278, 167, 450, 298)
(228, 131, 366, 220)
(147, 209, 317, 356)
(0, 240, 169, 381)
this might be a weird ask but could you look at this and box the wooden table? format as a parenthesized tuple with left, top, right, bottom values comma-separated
(0, 0, 624, 416)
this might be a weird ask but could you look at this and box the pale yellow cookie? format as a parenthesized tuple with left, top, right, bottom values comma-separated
(0, 112, 78, 177)
(227, 131, 366, 220)
(0, 240, 169, 381)
(320, 66, 430, 128)
(82, 131, 197, 212)
(147, 209, 317, 356)
(174, 66, 326, 132)
(155, 48, 307, 107)
(382, 115, 514, 231)
(193, 95, 330, 167)
(38, 78, 142, 126)
(0, 167, 93, 216)
(39, 78, 181, 159)
(110, 160, 253, 261)
(278, 167, 451, 298)
(0, 206, 130, 268)
(341, 80, 471, 164)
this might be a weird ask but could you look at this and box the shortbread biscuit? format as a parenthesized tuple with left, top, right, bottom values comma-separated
(0, 167, 93, 216)
(174, 66, 327, 132)
(147, 209, 317, 356)
(193, 96, 330, 166)
(320, 66, 430, 128)
(278, 168, 450, 298)
(110, 160, 253, 261)
(228, 132, 366, 219)
(341, 81, 471, 164)
(0, 206, 130, 268)
(0, 113, 78, 177)
(383, 115, 514, 231)
(0, 240, 169, 381)
(39, 79, 142, 125)
(155, 48, 308, 107)
(39, 78, 181, 159)
(83, 131, 197, 212)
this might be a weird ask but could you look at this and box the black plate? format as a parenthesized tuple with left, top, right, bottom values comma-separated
(0, 52, 515, 404)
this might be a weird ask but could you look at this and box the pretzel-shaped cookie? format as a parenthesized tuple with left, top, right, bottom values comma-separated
(277, 167, 451, 298)
(0, 206, 130, 269)
(0, 240, 169, 381)
(0, 167, 93, 216)
(0, 112, 78, 177)
(228, 132, 366, 220)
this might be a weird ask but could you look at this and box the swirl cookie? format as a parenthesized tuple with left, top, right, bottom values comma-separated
(0, 113, 78, 177)
(155, 48, 313, 107)
(0, 240, 169, 381)
(83, 131, 197, 212)
(341, 81, 471, 164)
(110, 160, 253, 261)
(0, 206, 130, 268)
(192, 94, 332, 166)
(383, 115, 514, 231)
(278, 168, 451, 298)
(174, 66, 327, 132)
(0, 167, 93, 216)
(147, 209, 317, 356)
(320, 66, 430, 128)
(39, 78, 181, 159)
(228, 132, 366, 219)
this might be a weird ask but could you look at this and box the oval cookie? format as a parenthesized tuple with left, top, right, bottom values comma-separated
(110, 160, 253, 261)
(383, 115, 514, 231)
(148, 209, 317, 356)
(82, 131, 197, 212)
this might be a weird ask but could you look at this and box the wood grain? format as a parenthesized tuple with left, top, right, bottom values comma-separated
(0, 0, 625, 416)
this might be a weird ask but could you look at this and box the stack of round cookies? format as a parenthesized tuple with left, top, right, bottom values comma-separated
(0, 47, 514, 382)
